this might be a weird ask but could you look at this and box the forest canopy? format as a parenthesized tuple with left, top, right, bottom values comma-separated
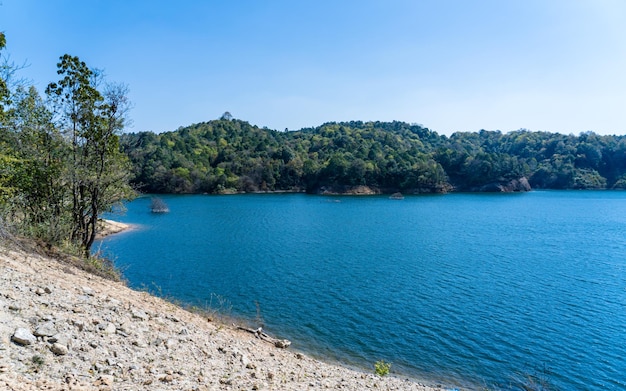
(120, 117, 626, 194)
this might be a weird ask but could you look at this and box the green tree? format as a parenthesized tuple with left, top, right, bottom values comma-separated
(46, 55, 133, 255)
(0, 32, 9, 121)
(0, 32, 17, 203)
(10, 86, 69, 242)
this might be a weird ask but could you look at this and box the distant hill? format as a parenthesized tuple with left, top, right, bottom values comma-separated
(120, 119, 626, 194)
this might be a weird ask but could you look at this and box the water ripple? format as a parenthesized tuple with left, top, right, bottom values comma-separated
(100, 192, 626, 390)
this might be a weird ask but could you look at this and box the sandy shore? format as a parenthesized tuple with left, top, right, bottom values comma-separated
(0, 237, 453, 390)
(95, 220, 134, 240)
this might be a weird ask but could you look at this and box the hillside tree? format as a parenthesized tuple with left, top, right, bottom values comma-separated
(46, 54, 133, 255)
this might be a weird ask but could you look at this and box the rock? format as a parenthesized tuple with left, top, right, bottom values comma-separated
(72, 305, 85, 313)
(475, 176, 532, 192)
(219, 377, 233, 385)
(131, 309, 149, 321)
(48, 334, 69, 347)
(44, 287, 52, 294)
(81, 286, 94, 296)
(104, 323, 116, 333)
(99, 322, 116, 334)
(132, 339, 147, 348)
(241, 354, 251, 368)
(118, 321, 133, 334)
(318, 185, 379, 195)
(165, 338, 176, 349)
(34, 321, 57, 337)
(94, 375, 114, 386)
(72, 320, 85, 331)
(243, 355, 256, 369)
(11, 327, 36, 345)
(274, 339, 291, 349)
(50, 343, 69, 355)
(40, 313, 54, 321)
(106, 297, 120, 307)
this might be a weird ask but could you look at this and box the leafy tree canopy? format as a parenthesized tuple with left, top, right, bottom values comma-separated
(1, 36, 134, 260)
(120, 119, 626, 194)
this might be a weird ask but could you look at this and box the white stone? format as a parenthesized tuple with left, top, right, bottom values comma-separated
(101, 323, 116, 334)
(34, 321, 57, 337)
(11, 327, 36, 345)
(50, 342, 69, 355)
(131, 309, 149, 321)
(165, 338, 176, 349)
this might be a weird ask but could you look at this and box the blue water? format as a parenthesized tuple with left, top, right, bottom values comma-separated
(97, 191, 626, 390)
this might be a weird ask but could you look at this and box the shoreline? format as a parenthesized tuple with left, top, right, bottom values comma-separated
(95, 219, 135, 240)
(0, 239, 457, 390)
(95, 219, 467, 389)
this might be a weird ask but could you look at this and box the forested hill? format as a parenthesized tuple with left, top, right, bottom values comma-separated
(120, 119, 626, 194)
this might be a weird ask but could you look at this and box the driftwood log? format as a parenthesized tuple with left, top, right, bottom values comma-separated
(236, 325, 291, 349)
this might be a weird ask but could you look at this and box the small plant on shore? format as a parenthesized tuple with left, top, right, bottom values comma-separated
(374, 360, 391, 377)
(30, 355, 45, 372)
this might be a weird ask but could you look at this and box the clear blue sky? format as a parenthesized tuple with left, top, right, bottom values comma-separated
(1, 0, 625, 136)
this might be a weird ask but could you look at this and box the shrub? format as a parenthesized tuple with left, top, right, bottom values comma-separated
(374, 360, 391, 377)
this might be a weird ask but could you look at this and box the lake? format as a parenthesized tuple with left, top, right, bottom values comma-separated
(97, 191, 626, 390)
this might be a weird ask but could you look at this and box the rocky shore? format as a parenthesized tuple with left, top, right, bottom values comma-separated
(0, 239, 446, 390)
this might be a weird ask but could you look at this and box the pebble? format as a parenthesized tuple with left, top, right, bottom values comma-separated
(106, 297, 121, 307)
(132, 339, 147, 348)
(50, 343, 69, 355)
(34, 321, 57, 337)
(100, 322, 116, 334)
(165, 338, 176, 349)
(131, 309, 149, 321)
(94, 375, 114, 386)
(72, 320, 85, 331)
(11, 327, 36, 345)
